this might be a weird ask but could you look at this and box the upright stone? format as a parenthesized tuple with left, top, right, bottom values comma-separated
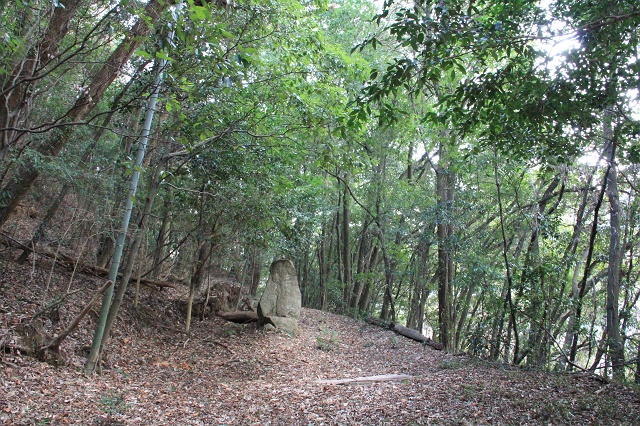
(257, 259, 302, 335)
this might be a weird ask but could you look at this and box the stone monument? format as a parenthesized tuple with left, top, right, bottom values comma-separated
(257, 259, 302, 335)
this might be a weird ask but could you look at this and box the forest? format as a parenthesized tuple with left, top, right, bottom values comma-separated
(1, 0, 640, 391)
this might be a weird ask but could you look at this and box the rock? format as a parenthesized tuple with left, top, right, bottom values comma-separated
(257, 259, 301, 335)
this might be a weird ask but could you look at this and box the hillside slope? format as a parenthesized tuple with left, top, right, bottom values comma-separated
(1, 254, 640, 425)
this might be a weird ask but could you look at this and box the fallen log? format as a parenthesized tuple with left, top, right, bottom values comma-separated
(55, 251, 176, 289)
(365, 314, 443, 350)
(315, 374, 413, 385)
(365, 316, 390, 328)
(216, 310, 259, 324)
(390, 323, 444, 350)
(0, 232, 175, 289)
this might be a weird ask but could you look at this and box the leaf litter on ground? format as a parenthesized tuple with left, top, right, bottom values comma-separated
(1, 255, 640, 425)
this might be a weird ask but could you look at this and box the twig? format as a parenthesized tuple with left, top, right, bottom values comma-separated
(156, 324, 188, 334)
(202, 338, 233, 353)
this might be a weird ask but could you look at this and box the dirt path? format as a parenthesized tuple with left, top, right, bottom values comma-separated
(1, 255, 639, 425)
(1, 306, 639, 425)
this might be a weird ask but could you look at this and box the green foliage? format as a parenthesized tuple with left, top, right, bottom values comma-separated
(98, 392, 129, 416)
(316, 328, 340, 351)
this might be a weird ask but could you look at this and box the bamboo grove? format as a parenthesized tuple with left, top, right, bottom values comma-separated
(0, 0, 639, 379)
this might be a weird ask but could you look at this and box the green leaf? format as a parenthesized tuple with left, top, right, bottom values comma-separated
(156, 51, 171, 61)
(135, 50, 153, 60)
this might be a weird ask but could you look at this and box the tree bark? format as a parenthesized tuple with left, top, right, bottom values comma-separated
(341, 173, 352, 309)
(436, 147, 454, 351)
(151, 186, 172, 278)
(245, 247, 261, 297)
(358, 245, 378, 312)
(317, 220, 330, 310)
(186, 240, 213, 334)
(389, 323, 442, 350)
(216, 310, 259, 324)
(84, 51, 168, 375)
(494, 158, 519, 364)
(603, 108, 625, 380)
(569, 154, 610, 367)
(101, 152, 165, 347)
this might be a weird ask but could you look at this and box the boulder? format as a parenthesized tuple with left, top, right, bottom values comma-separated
(257, 259, 301, 335)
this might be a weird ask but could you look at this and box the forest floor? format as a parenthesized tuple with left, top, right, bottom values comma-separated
(1, 251, 640, 425)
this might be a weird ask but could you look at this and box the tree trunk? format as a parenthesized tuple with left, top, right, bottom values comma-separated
(358, 245, 378, 313)
(101, 153, 165, 346)
(521, 175, 561, 366)
(494, 158, 519, 364)
(390, 323, 444, 350)
(186, 240, 213, 334)
(83, 53, 167, 375)
(217, 310, 259, 324)
(350, 230, 366, 311)
(635, 341, 640, 384)
(436, 155, 454, 351)
(151, 186, 172, 278)
(301, 248, 310, 306)
(317, 220, 330, 310)
(603, 108, 625, 380)
(246, 247, 261, 297)
(379, 233, 395, 322)
(342, 174, 352, 309)
(569, 154, 610, 368)
(558, 168, 596, 370)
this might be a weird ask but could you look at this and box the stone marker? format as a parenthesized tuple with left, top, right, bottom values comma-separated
(257, 259, 301, 335)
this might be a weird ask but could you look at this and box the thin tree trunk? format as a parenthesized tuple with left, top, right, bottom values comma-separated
(186, 240, 213, 334)
(436, 161, 454, 350)
(379, 231, 395, 322)
(246, 247, 261, 297)
(495, 159, 519, 364)
(317, 222, 329, 310)
(350, 226, 369, 310)
(603, 108, 625, 379)
(557, 167, 596, 369)
(83, 53, 168, 375)
(358, 245, 378, 313)
(342, 174, 352, 309)
(635, 341, 640, 384)
(151, 186, 172, 278)
(454, 281, 474, 351)
(569, 157, 611, 367)
(101, 154, 165, 346)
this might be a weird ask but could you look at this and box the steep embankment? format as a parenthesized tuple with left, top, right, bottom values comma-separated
(1, 253, 640, 425)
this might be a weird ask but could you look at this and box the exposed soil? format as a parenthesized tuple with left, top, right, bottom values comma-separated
(1, 250, 640, 425)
